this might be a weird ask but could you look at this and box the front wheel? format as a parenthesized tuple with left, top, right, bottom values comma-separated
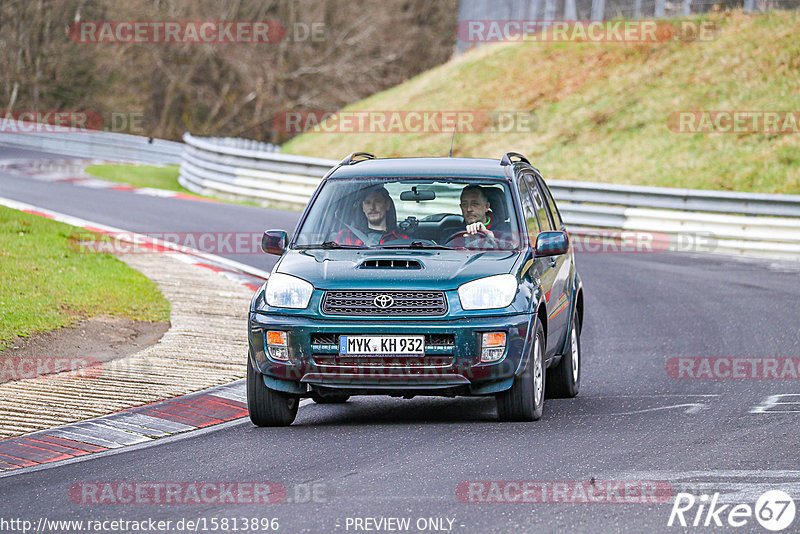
(496, 319, 545, 422)
(247, 352, 298, 427)
(546, 308, 581, 398)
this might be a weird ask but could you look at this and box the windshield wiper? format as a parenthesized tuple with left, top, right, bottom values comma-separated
(297, 241, 369, 250)
(377, 241, 457, 250)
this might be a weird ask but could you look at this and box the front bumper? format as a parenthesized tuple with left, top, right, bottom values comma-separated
(248, 312, 532, 396)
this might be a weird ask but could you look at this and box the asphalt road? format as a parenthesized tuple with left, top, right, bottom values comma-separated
(2, 146, 800, 533)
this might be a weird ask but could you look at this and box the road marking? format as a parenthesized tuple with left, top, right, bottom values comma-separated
(589, 394, 721, 398)
(751, 394, 800, 413)
(606, 403, 706, 415)
(612, 470, 800, 504)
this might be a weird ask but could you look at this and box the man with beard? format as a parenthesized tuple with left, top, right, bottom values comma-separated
(335, 186, 407, 246)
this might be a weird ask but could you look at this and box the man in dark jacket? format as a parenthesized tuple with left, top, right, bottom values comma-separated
(448, 185, 514, 248)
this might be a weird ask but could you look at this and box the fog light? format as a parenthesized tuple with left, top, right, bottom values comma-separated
(266, 330, 289, 361)
(481, 332, 506, 362)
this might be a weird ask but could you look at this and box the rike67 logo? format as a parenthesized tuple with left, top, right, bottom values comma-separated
(668, 490, 796, 531)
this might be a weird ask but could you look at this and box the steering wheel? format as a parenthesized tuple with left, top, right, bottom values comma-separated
(443, 230, 492, 246)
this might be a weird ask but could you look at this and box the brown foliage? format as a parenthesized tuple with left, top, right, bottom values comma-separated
(0, 0, 458, 142)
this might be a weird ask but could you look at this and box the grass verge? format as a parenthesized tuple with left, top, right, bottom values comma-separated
(84, 164, 188, 192)
(0, 206, 170, 352)
(83, 164, 273, 208)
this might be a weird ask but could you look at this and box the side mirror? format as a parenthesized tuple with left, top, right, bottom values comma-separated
(261, 230, 288, 255)
(535, 231, 569, 257)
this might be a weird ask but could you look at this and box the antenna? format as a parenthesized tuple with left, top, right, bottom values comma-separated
(448, 125, 457, 157)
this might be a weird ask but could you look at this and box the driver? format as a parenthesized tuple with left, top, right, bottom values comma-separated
(459, 185, 499, 239)
(444, 185, 515, 249)
(335, 186, 408, 246)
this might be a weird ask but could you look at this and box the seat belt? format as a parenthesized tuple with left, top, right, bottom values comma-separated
(344, 222, 372, 244)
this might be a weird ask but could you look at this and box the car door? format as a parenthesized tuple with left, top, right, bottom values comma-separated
(528, 172, 570, 355)
(517, 175, 558, 356)
(522, 172, 569, 359)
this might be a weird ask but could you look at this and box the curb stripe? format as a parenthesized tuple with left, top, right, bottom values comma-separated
(0, 196, 271, 283)
(0, 381, 248, 472)
(4, 159, 218, 203)
(24, 434, 106, 452)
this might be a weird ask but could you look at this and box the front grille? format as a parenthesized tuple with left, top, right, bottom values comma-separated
(321, 290, 447, 316)
(313, 356, 454, 368)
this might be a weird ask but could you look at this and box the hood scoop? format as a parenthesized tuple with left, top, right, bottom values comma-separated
(359, 259, 422, 270)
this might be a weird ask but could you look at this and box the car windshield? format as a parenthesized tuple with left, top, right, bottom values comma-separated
(294, 177, 521, 250)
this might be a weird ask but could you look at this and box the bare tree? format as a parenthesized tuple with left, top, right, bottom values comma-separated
(0, 0, 458, 141)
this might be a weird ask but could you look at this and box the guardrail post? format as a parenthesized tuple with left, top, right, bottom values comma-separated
(682, 0, 692, 16)
(655, 0, 665, 17)
(633, 0, 642, 19)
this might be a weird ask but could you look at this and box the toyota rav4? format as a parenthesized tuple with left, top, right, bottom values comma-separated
(247, 152, 584, 425)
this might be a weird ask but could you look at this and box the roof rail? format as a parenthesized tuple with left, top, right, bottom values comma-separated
(500, 152, 530, 166)
(340, 152, 376, 165)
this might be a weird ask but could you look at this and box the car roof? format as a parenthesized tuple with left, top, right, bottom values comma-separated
(328, 157, 514, 180)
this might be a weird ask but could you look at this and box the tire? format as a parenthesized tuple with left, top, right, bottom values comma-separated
(247, 351, 299, 427)
(546, 308, 581, 399)
(311, 393, 350, 404)
(496, 319, 545, 422)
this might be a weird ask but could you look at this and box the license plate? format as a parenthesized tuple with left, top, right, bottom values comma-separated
(339, 335, 425, 356)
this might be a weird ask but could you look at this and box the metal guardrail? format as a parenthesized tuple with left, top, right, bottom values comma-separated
(179, 133, 332, 204)
(0, 122, 183, 165)
(179, 134, 800, 261)
(4, 126, 797, 260)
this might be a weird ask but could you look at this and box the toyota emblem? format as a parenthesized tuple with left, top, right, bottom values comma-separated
(373, 294, 394, 309)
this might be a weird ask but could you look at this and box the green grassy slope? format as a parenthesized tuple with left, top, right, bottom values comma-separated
(284, 10, 800, 194)
(0, 207, 170, 351)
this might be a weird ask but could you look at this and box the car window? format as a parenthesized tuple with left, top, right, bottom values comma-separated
(517, 178, 541, 245)
(526, 175, 553, 232)
(293, 177, 521, 250)
(537, 176, 563, 229)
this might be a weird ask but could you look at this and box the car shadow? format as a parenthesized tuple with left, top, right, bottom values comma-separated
(293, 395, 502, 426)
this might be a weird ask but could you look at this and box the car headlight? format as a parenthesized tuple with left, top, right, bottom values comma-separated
(458, 274, 518, 310)
(265, 273, 313, 309)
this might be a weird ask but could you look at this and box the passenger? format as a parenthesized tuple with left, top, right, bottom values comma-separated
(335, 187, 407, 246)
